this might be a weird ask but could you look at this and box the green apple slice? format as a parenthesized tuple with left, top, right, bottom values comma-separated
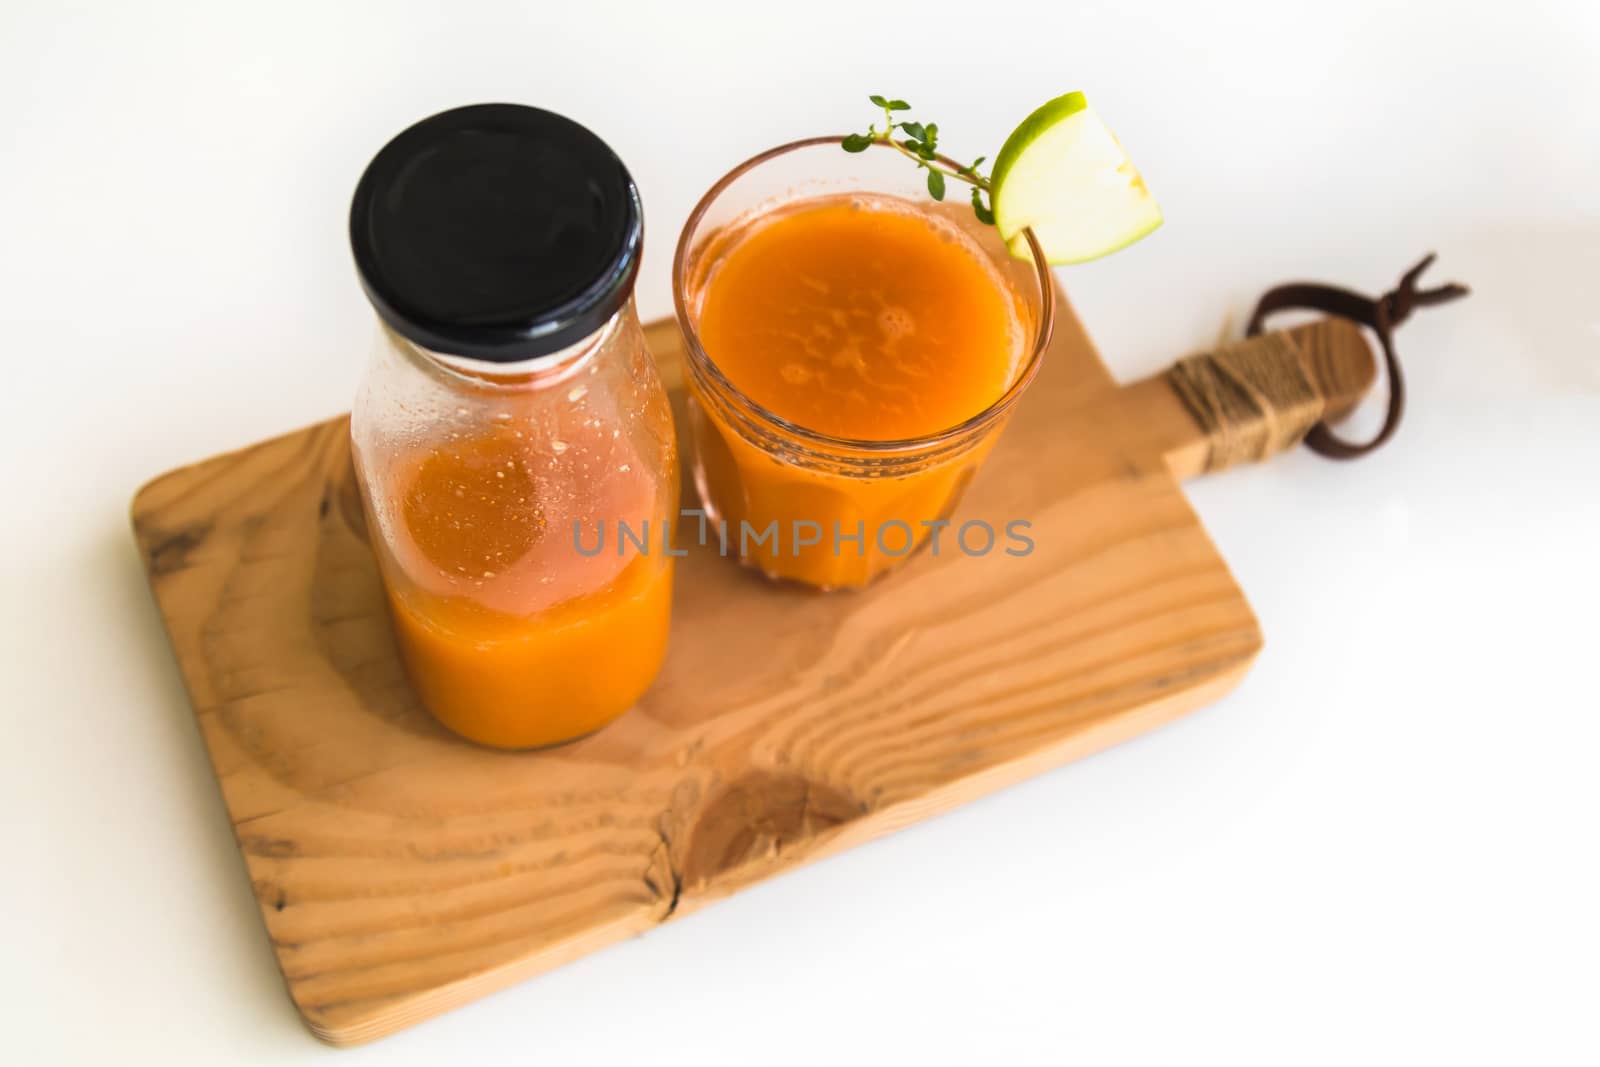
(990, 92, 1162, 265)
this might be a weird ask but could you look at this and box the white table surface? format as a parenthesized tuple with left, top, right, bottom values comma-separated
(4, 1, 1596, 1063)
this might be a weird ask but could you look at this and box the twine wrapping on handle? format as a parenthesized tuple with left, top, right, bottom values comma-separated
(1168, 331, 1325, 472)
(1168, 254, 1470, 471)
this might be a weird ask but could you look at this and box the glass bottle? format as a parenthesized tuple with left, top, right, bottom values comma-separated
(349, 104, 677, 749)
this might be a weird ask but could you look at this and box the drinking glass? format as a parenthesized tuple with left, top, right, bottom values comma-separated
(673, 137, 1054, 589)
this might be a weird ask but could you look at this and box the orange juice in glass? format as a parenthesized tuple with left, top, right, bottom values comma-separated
(674, 137, 1054, 589)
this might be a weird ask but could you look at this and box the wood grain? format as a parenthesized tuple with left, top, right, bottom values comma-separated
(130, 298, 1373, 1045)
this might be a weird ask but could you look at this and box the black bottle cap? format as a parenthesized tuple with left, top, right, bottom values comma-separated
(350, 104, 642, 362)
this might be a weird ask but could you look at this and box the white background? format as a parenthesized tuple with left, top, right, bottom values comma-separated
(3, 1, 1597, 1063)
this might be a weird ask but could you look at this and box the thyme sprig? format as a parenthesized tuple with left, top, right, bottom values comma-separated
(842, 95, 995, 225)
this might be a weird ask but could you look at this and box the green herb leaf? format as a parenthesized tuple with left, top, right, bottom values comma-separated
(971, 187, 995, 224)
(852, 93, 990, 209)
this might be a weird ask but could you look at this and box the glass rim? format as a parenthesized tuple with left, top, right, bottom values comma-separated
(671, 134, 1056, 456)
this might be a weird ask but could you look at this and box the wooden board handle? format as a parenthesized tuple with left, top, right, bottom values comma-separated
(1115, 318, 1378, 480)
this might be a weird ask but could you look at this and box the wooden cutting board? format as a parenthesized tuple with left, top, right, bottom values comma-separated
(131, 295, 1373, 1046)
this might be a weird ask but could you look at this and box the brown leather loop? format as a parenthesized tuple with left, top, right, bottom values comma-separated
(1245, 253, 1469, 459)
